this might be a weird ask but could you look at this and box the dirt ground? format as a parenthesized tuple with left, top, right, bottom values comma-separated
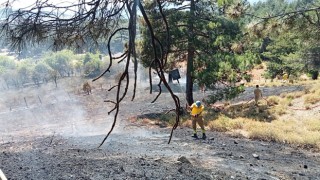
(1, 79, 320, 180)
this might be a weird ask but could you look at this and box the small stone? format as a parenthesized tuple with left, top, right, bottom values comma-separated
(303, 165, 308, 169)
(177, 156, 191, 164)
(234, 141, 238, 144)
(252, 153, 260, 159)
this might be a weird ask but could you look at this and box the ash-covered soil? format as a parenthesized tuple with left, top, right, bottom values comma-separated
(1, 80, 320, 180)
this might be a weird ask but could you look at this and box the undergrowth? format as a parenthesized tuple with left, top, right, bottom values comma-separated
(139, 79, 320, 150)
(206, 80, 320, 150)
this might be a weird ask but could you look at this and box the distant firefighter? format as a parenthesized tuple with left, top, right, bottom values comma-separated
(83, 82, 92, 95)
(283, 73, 288, 82)
(254, 85, 262, 105)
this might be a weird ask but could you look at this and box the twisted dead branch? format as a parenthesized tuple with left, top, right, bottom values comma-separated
(1, 0, 182, 147)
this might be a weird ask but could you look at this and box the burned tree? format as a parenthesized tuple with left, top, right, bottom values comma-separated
(0, 0, 181, 146)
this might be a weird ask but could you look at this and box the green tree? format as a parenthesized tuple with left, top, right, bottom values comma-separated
(261, 32, 303, 78)
(246, 0, 320, 79)
(0, 55, 16, 89)
(31, 62, 51, 86)
(83, 53, 102, 78)
(0, 56, 16, 74)
(16, 61, 32, 86)
(43, 50, 74, 77)
(303, 45, 320, 79)
(140, 0, 254, 104)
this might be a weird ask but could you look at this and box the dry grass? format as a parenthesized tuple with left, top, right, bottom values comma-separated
(267, 96, 280, 106)
(286, 91, 305, 99)
(208, 115, 245, 132)
(208, 115, 320, 149)
(210, 70, 320, 148)
(268, 94, 298, 115)
(205, 80, 320, 150)
(181, 120, 192, 128)
(141, 118, 154, 125)
(304, 94, 320, 105)
(208, 115, 227, 132)
(269, 99, 291, 116)
(248, 119, 320, 149)
(303, 82, 320, 105)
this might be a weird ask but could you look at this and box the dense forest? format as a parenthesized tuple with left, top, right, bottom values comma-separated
(246, 0, 320, 80)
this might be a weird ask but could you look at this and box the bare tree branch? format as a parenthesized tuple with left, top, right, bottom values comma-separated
(245, 6, 320, 21)
(1, 0, 182, 147)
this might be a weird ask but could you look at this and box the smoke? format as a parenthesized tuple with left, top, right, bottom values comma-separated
(0, 77, 117, 143)
(0, 61, 187, 144)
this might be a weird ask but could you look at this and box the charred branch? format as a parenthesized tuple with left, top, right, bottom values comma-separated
(1, 0, 181, 147)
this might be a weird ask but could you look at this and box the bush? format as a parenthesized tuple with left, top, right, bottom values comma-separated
(309, 70, 319, 80)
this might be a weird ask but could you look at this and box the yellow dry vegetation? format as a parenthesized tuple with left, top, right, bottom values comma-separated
(206, 80, 320, 150)
(208, 115, 320, 149)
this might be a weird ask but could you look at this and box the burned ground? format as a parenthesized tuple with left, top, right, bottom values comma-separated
(0, 78, 320, 179)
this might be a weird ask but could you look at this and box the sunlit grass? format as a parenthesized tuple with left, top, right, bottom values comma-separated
(181, 120, 192, 128)
(147, 79, 320, 150)
(268, 97, 292, 115)
(267, 96, 280, 106)
(247, 76, 320, 88)
(205, 80, 320, 149)
(286, 91, 305, 99)
(302, 82, 320, 105)
(208, 115, 320, 149)
(304, 94, 320, 105)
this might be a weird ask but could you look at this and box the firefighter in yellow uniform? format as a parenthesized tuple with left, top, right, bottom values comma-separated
(189, 101, 206, 139)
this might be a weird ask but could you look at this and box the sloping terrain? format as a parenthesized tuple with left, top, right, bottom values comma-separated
(1, 78, 320, 179)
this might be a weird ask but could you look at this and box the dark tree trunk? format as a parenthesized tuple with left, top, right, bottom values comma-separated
(4, 80, 9, 89)
(259, 37, 271, 53)
(186, 0, 195, 106)
(54, 77, 57, 88)
(259, 37, 271, 61)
